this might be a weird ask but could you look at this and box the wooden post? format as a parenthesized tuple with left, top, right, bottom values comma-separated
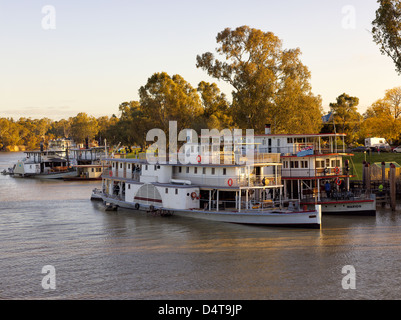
(382, 162, 386, 186)
(364, 162, 371, 193)
(390, 163, 396, 211)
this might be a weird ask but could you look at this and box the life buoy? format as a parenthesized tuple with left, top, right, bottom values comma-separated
(335, 177, 341, 185)
(227, 178, 233, 187)
(109, 170, 113, 177)
(335, 167, 340, 174)
(191, 192, 197, 200)
(196, 155, 201, 163)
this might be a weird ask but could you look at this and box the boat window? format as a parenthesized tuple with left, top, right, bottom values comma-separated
(194, 167, 198, 174)
(165, 188, 168, 194)
(316, 160, 324, 168)
(223, 168, 226, 175)
(203, 167, 206, 174)
(175, 189, 178, 195)
(178, 166, 182, 173)
(128, 184, 131, 189)
(325, 159, 330, 167)
(186, 167, 189, 173)
(212, 168, 215, 175)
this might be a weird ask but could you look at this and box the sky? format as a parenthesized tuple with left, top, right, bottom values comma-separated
(0, 0, 400, 121)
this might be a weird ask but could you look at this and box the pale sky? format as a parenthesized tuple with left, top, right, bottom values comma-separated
(0, 0, 400, 121)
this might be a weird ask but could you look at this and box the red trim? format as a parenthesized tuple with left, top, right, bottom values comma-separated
(281, 153, 353, 158)
(254, 133, 346, 137)
(282, 175, 355, 180)
(134, 196, 162, 203)
(301, 200, 374, 205)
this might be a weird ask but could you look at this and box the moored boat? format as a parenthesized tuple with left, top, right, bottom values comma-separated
(96, 132, 321, 229)
(254, 126, 376, 216)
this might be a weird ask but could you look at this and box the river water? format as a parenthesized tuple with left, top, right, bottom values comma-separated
(1, 152, 401, 300)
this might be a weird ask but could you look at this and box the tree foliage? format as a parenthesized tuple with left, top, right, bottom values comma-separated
(363, 86, 401, 143)
(372, 0, 401, 74)
(69, 112, 99, 144)
(196, 25, 323, 133)
(139, 72, 204, 134)
(330, 93, 362, 143)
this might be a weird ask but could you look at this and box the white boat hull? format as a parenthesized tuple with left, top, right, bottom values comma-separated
(100, 195, 322, 229)
(14, 170, 77, 179)
(301, 198, 376, 216)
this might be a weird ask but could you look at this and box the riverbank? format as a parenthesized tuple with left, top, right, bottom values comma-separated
(345, 151, 401, 180)
(1, 145, 27, 152)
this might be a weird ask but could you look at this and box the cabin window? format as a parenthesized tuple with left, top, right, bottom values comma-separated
(178, 166, 182, 173)
(316, 160, 325, 168)
(128, 184, 131, 189)
(165, 188, 168, 194)
(92, 168, 94, 172)
(112, 163, 115, 168)
(203, 167, 206, 174)
(331, 160, 341, 167)
(186, 167, 189, 173)
(212, 168, 215, 175)
(145, 165, 148, 170)
(175, 188, 178, 195)
(301, 161, 308, 169)
(287, 138, 293, 144)
(194, 167, 198, 174)
(128, 164, 130, 169)
(325, 159, 330, 167)
(120, 163, 122, 169)
(223, 168, 226, 175)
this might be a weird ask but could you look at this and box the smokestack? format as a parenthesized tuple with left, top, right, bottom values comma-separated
(265, 124, 271, 135)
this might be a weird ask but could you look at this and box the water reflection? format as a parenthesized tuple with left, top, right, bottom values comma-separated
(1, 152, 401, 299)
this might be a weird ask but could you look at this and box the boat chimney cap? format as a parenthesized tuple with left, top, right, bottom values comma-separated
(265, 124, 271, 135)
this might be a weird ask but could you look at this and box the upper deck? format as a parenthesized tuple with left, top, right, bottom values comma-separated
(254, 133, 347, 156)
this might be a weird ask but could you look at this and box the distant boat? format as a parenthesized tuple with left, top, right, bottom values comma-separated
(12, 139, 77, 179)
(63, 145, 110, 181)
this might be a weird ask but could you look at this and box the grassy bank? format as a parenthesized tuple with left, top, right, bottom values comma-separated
(345, 151, 401, 180)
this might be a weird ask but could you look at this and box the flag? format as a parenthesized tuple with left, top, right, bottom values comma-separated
(322, 112, 333, 123)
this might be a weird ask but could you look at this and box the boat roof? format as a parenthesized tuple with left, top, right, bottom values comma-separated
(103, 158, 280, 167)
(254, 133, 346, 138)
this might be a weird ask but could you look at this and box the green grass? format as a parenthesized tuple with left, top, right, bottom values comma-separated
(345, 151, 401, 180)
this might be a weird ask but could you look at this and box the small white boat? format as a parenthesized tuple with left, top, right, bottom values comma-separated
(90, 188, 103, 201)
